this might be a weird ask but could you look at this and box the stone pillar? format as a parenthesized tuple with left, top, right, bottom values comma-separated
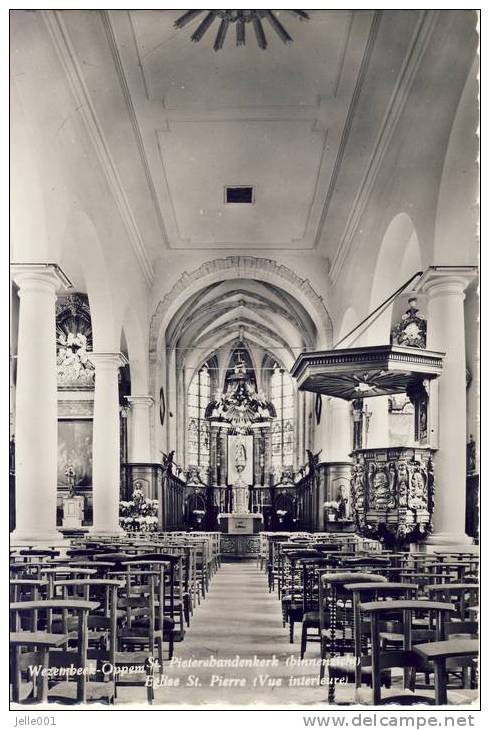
(209, 423, 219, 485)
(126, 395, 153, 463)
(253, 427, 261, 487)
(263, 425, 272, 486)
(219, 428, 228, 486)
(11, 264, 70, 544)
(328, 398, 352, 461)
(313, 394, 329, 459)
(91, 353, 128, 536)
(421, 267, 477, 546)
(327, 398, 353, 521)
(366, 396, 390, 448)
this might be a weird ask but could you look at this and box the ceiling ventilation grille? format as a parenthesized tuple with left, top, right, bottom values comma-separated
(225, 186, 254, 204)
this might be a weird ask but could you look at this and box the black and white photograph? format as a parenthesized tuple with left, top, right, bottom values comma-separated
(9, 5, 480, 716)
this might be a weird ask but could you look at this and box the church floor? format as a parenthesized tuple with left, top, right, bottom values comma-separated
(116, 561, 342, 707)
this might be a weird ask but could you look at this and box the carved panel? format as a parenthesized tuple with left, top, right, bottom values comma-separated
(351, 447, 435, 544)
(220, 534, 260, 556)
(391, 298, 427, 349)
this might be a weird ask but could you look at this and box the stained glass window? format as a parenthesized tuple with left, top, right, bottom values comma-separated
(269, 362, 295, 470)
(187, 363, 211, 470)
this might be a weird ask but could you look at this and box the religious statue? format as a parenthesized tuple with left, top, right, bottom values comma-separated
(367, 462, 376, 506)
(397, 459, 409, 508)
(64, 463, 76, 498)
(161, 450, 175, 475)
(337, 485, 348, 519)
(372, 469, 391, 510)
(62, 462, 84, 528)
(408, 463, 427, 510)
(234, 439, 247, 471)
(306, 449, 322, 477)
(232, 437, 250, 513)
(351, 457, 366, 511)
(352, 399, 364, 450)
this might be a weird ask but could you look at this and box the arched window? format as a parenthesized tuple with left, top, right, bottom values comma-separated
(187, 363, 211, 469)
(269, 362, 295, 470)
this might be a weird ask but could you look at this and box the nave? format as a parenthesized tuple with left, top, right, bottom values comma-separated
(10, 531, 479, 708)
(117, 562, 329, 706)
(10, 8, 479, 712)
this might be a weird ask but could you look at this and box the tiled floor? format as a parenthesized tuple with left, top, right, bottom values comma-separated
(116, 561, 477, 708)
(117, 560, 336, 707)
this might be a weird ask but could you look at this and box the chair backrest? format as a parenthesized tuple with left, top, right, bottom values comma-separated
(319, 572, 386, 636)
(443, 619, 478, 640)
(427, 583, 479, 621)
(10, 599, 99, 703)
(360, 599, 456, 704)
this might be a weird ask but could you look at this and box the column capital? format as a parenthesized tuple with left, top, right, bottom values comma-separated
(90, 352, 129, 369)
(125, 395, 154, 408)
(418, 266, 478, 297)
(11, 262, 73, 292)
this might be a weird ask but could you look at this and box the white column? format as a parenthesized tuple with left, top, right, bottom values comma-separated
(126, 395, 153, 463)
(12, 264, 70, 544)
(422, 267, 476, 546)
(366, 396, 390, 448)
(328, 398, 352, 461)
(313, 394, 329, 458)
(91, 353, 127, 536)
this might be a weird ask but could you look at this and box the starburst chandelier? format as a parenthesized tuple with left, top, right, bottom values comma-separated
(174, 9, 309, 51)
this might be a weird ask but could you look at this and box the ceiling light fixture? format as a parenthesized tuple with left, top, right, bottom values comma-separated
(174, 10, 309, 52)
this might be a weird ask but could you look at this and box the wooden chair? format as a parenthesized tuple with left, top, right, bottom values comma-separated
(347, 582, 418, 692)
(111, 558, 174, 703)
(10, 599, 99, 704)
(427, 583, 479, 621)
(359, 599, 456, 705)
(412, 640, 478, 705)
(129, 552, 184, 644)
(280, 549, 321, 642)
(40, 566, 98, 599)
(318, 572, 386, 701)
(299, 556, 337, 658)
(53, 578, 123, 648)
(10, 632, 70, 703)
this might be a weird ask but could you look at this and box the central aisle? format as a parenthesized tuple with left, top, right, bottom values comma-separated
(119, 561, 335, 706)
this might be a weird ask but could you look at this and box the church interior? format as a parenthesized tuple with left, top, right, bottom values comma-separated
(10, 9, 479, 707)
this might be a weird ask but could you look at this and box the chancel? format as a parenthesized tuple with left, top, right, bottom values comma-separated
(10, 9, 479, 709)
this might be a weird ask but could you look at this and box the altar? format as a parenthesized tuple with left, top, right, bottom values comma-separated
(218, 512, 263, 559)
(218, 512, 263, 535)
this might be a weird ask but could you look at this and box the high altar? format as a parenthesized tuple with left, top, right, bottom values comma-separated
(206, 360, 269, 551)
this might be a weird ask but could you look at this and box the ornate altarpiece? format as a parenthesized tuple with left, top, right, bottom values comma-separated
(56, 293, 95, 527)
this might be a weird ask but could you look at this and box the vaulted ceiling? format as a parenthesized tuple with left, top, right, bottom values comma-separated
(166, 279, 318, 379)
(51, 8, 428, 264)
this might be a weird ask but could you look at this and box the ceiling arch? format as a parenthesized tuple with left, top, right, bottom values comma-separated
(150, 256, 332, 362)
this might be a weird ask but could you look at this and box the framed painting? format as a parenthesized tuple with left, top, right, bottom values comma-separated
(57, 419, 93, 487)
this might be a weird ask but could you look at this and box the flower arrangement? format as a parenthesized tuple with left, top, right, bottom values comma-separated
(324, 500, 340, 521)
(119, 487, 159, 532)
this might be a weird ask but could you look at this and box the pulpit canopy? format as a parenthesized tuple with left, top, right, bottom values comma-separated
(290, 345, 444, 401)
